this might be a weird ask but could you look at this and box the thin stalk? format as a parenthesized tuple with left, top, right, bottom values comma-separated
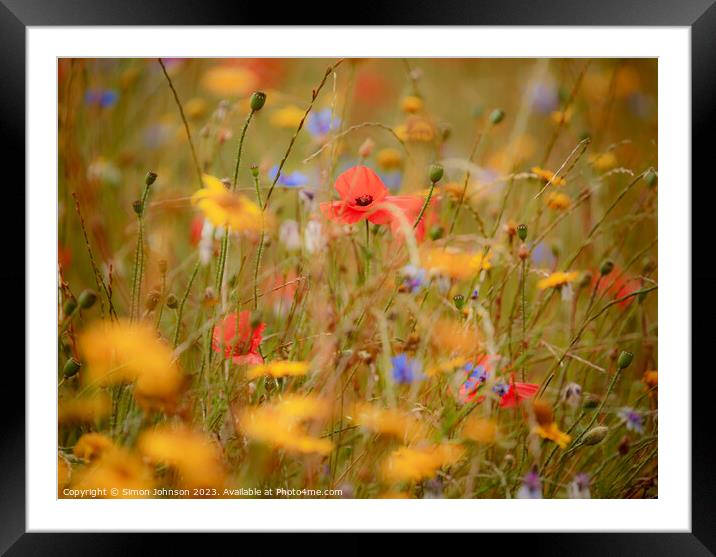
(173, 260, 200, 347)
(414, 181, 437, 229)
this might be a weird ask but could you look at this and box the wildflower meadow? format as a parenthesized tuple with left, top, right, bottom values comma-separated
(58, 58, 657, 499)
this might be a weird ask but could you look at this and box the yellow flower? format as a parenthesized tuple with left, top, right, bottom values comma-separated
(429, 318, 482, 357)
(461, 417, 498, 444)
(74, 433, 115, 461)
(184, 98, 208, 120)
(270, 105, 305, 129)
(589, 151, 617, 171)
(381, 444, 465, 483)
(58, 392, 112, 424)
(70, 448, 154, 498)
(401, 95, 424, 114)
(378, 490, 412, 499)
(422, 248, 492, 280)
(191, 174, 265, 233)
(537, 271, 580, 290)
(76, 320, 184, 412)
(394, 115, 434, 142)
(546, 192, 572, 210)
(201, 66, 258, 97)
(376, 148, 403, 171)
(531, 401, 571, 449)
(426, 357, 468, 377)
(247, 360, 310, 380)
(531, 166, 566, 186)
(350, 403, 427, 442)
(138, 426, 226, 490)
(239, 395, 333, 456)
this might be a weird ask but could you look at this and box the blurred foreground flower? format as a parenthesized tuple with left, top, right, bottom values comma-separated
(351, 403, 427, 442)
(58, 392, 112, 424)
(391, 353, 423, 384)
(201, 65, 258, 96)
(538, 271, 580, 290)
(247, 360, 309, 380)
(70, 448, 154, 498)
(531, 166, 566, 186)
(421, 247, 492, 280)
(517, 468, 543, 498)
(532, 401, 572, 448)
(73, 433, 115, 461)
(191, 174, 265, 233)
(381, 444, 464, 483)
(239, 395, 332, 455)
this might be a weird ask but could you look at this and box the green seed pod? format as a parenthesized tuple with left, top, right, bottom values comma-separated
(145, 171, 158, 186)
(250, 312, 263, 329)
(453, 294, 466, 310)
(132, 199, 143, 216)
(644, 169, 657, 187)
(600, 259, 615, 276)
(617, 350, 634, 370)
(166, 293, 178, 309)
(579, 271, 593, 288)
(489, 108, 505, 125)
(428, 163, 444, 184)
(517, 224, 528, 242)
(583, 395, 600, 410)
(638, 290, 648, 303)
(250, 91, 267, 112)
(429, 226, 444, 241)
(582, 426, 608, 446)
(78, 289, 98, 310)
(63, 298, 77, 316)
(250, 164, 259, 178)
(63, 358, 82, 378)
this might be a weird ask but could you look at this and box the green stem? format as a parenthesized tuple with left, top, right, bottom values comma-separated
(173, 260, 200, 347)
(414, 181, 436, 229)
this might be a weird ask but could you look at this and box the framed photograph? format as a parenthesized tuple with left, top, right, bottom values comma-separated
(8, 0, 711, 552)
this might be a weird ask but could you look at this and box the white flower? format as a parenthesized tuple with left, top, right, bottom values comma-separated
(279, 220, 301, 252)
(304, 220, 326, 254)
(199, 220, 215, 265)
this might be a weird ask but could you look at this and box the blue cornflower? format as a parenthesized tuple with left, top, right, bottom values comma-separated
(530, 81, 559, 114)
(269, 165, 309, 187)
(516, 468, 542, 499)
(391, 354, 422, 384)
(461, 363, 489, 393)
(85, 89, 119, 109)
(401, 264, 427, 293)
(492, 381, 510, 397)
(531, 241, 556, 268)
(307, 108, 340, 138)
(618, 407, 645, 433)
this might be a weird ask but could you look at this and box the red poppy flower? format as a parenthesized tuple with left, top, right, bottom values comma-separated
(320, 166, 430, 241)
(594, 266, 641, 309)
(211, 311, 265, 365)
(189, 214, 204, 246)
(499, 380, 539, 408)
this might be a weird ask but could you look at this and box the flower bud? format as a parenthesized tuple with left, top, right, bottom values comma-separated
(358, 138, 375, 159)
(438, 122, 452, 142)
(429, 163, 444, 184)
(453, 294, 465, 310)
(582, 426, 608, 446)
(517, 224, 528, 242)
(583, 395, 600, 409)
(166, 293, 178, 309)
(617, 350, 634, 370)
(132, 200, 143, 216)
(158, 259, 168, 274)
(644, 168, 657, 187)
(489, 108, 505, 125)
(617, 435, 631, 456)
(145, 290, 161, 311)
(63, 357, 82, 378)
(600, 259, 614, 276)
(78, 289, 98, 310)
(63, 298, 77, 316)
(145, 171, 158, 186)
(579, 271, 593, 288)
(250, 91, 267, 112)
(250, 164, 259, 178)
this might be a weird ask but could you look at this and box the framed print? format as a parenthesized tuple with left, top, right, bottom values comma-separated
(6, 0, 713, 553)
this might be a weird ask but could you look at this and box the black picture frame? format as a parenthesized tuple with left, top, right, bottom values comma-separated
(5, 0, 712, 553)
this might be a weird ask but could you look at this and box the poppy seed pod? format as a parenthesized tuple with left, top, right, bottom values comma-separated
(166, 293, 178, 309)
(63, 357, 82, 378)
(489, 108, 505, 125)
(617, 350, 634, 370)
(145, 171, 158, 186)
(63, 298, 77, 316)
(250, 164, 259, 178)
(145, 290, 161, 311)
(250, 91, 267, 112)
(518, 243, 529, 261)
(78, 289, 98, 310)
(358, 138, 375, 159)
(644, 168, 657, 187)
(453, 294, 465, 310)
(582, 426, 608, 446)
(429, 163, 444, 184)
(600, 259, 615, 276)
(429, 226, 444, 241)
(132, 199, 143, 216)
(517, 224, 528, 242)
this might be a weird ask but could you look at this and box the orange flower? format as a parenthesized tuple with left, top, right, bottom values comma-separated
(212, 311, 265, 365)
(320, 166, 429, 241)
